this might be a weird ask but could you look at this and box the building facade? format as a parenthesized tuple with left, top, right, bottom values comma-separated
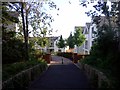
(74, 23, 97, 54)
(33, 36, 62, 53)
(46, 36, 59, 53)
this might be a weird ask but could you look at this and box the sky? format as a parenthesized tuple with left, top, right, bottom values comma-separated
(27, 0, 112, 38)
(46, 0, 93, 39)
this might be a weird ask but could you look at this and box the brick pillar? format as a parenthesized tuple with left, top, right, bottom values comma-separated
(43, 54, 51, 63)
(73, 53, 78, 63)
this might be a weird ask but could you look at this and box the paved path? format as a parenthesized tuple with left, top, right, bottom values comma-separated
(28, 56, 91, 90)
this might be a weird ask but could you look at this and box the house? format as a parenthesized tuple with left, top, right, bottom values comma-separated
(82, 23, 97, 54)
(74, 23, 97, 54)
(46, 36, 59, 53)
(46, 36, 67, 53)
(75, 16, 117, 54)
(31, 36, 60, 53)
(2, 11, 19, 32)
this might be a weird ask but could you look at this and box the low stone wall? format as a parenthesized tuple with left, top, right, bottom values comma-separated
(2, 64, 47, 89)
(77, 63, 111, 88)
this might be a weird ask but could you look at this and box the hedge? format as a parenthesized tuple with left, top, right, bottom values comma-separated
(2, 59, 47, 89)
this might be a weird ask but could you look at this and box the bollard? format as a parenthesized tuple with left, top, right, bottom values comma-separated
(62, 57, 63, 64)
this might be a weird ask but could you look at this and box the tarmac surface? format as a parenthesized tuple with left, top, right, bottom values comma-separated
(28, 56, 91, 90)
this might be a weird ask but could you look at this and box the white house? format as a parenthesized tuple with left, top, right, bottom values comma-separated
(47, 36, 67, 53)
(80, 16, 118, 54)
(74, 22, 97, 54)
(33, 36, 62, 53)
(46, 36, 59, 53)
(82, 23, 97, 54)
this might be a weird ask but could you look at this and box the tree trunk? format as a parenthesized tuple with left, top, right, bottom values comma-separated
(26, 11, 29, 60)
(21, 2, 28, 61)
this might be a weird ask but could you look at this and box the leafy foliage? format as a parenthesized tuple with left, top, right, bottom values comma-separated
(2, 2, 26, 64)
(80, 1, 120, 88)
(2, 1, 58, 63)
(67, 33, 75, 49)
(2, 34, 25, 64)
(66, 27, 85, 49)
(3, 58, 47, 81)
(57, 35, 65, 48)
(74, 27, 85, 46)
(37, 37, 49, 47)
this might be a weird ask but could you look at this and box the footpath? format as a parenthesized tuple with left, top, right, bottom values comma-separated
(28, 56, 91, 90)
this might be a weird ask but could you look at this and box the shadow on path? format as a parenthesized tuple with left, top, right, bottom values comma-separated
(28, 56, 91, 90)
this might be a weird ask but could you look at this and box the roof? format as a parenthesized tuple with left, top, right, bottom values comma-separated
(8, 11, 19, 18)
(47, 36, 59, 41)
(86, 23, 91, 30)
(29, 36, 59, 41)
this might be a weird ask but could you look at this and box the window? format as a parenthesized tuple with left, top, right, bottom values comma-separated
(50, 42, 54, 47)
(85, 51, 88, 54)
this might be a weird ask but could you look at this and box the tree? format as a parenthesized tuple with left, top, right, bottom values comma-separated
(67, 33, 75, 49)
(74, 27, 85, 53)
(20, 2, 29, 61)
(37, 37, 49, 48)
(3, 2, 31, 61)
(2, 2, 25, 64)
(22, 1, 58, 57)
(2, 1, 58, 62)
(80, 1, 120, 88)
(57, 35, 65, 49)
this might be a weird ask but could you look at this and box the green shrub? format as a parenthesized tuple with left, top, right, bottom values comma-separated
(57, 52, 73, 60)
(2, 58, 47, 81)
(2, 37, 26, 64)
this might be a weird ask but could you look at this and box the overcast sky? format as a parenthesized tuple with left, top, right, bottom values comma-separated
(27, 0, 111, 38)
(46, 0, 93, 39)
